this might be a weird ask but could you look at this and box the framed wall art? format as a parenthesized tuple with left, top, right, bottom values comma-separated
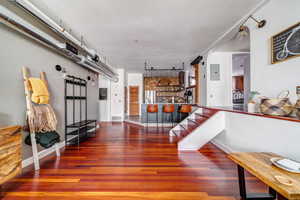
(271, 22, 300, 64)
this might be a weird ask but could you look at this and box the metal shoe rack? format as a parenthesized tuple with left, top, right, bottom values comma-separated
(64, 75, 97, 146)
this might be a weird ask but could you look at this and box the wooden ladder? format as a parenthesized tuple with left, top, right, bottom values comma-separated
(22, 67, 60, 170)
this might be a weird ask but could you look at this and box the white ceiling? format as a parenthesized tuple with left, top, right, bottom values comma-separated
(32, 0, 263, 72)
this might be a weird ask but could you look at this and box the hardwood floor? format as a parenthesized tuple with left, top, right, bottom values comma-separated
(2, 122, 267, 200)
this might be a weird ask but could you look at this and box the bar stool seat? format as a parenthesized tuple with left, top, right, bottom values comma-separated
(162, 104, 175, 127)
(146, 104, 159, 128)
(178, 104, 192, 121)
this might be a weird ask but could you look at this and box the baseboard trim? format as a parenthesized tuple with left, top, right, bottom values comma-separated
(22, 141, 65, 169)
(211, 140, 234, 154)
(124, 120, 144, 127)
(124, 119, 143, 126)
(124, 119, 174, 127)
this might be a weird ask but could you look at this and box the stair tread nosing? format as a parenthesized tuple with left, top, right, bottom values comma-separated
(194, 113, 211, 118)
(187, 118, 198, 124)
(172, 129, 189, 137)
(190, 116, 208, 124)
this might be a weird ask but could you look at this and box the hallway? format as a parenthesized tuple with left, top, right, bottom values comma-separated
(2, 123, 266, 200)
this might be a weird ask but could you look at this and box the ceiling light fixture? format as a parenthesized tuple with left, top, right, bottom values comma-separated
(238, 25, 250, 37)
(144, 61, 185, 71)
(249, 15, 267, 28)
(236, 15, 266, 39)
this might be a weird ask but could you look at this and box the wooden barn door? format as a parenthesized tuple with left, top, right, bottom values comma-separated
(129, 86, 139, 116)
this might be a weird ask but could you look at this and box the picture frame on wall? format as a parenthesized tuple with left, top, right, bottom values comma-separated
(271, 22, 300, 64)
(99, 88, 108, 100)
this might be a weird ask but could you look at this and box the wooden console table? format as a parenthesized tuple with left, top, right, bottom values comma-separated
(0, 126, 22, 187)
(229, 152, 300, 200)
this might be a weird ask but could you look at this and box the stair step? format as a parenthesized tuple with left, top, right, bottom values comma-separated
(192, 116, 208, 124)
(179, 123, 189, 130)
(188, 117, 207, 124)
(187, 122, 199, 131)
(172, 129, 189, 137)
(187, 118, 198, 124)
(179, 122, 197, 131)
(194, 113, 210, 118)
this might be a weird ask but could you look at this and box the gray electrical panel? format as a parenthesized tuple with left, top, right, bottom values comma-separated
(210, 64, 220, 81)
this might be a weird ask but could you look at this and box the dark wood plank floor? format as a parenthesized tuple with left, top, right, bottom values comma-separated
(2, 122, 267, 200)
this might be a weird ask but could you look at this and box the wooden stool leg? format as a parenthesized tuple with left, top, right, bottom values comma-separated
(156, 112, 158, 129)
(162, 112, 164, 129)
(146, 112, 148, 131)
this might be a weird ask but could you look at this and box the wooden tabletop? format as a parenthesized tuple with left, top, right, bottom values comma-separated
(0, 125, 22, 136)
(0, 126, 22, 144)
(228, 152, 300, 200)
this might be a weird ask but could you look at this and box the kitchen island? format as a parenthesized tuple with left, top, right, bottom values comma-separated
(140, 103, 193, 124)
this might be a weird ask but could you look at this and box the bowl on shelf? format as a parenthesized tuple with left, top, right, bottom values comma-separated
(295, 99, 300, 119)
(260, 91, 294, 117)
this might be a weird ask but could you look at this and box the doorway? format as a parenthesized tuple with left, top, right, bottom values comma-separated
(129, 86, 139, 116)
(232, 53, 250, 109)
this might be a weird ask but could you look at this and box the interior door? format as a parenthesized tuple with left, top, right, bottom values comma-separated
(124, 87, 128, 114)
(129, 86, 139, 116)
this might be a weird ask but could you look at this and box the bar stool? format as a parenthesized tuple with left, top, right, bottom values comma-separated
(146, 104, 159, 128)
(178, 104, 192, 122)
(162, 104, 175, 128)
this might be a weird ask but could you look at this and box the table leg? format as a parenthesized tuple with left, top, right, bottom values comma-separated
(269, 187, 276, 197)
(238, 165, 247, 199)
(237, 165, 276, 200)
(0, 185, 4, 198)
(277, 194, 288, 200)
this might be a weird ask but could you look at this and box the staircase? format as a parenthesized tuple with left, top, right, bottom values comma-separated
(169, 107, 226, 151)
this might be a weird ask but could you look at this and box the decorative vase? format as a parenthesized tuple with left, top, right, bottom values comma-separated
(247, 101, 256, 113)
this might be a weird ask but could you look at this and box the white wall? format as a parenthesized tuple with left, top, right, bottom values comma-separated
(99, 69, 125, 121)
(111, 69, 125, 121)
(249, 0, 300, 103)
(0, 22, 99, 159)
(205, 52, 251, 107)
(127, 73, 143, 115)
(213, 112, 300, 160)
(206, 52, 232, 107)
(98, 76, 111, 122)
(200, 55, 208, 106)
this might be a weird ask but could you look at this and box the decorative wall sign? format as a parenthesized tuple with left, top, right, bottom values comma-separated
(271, 22, 300, 64)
